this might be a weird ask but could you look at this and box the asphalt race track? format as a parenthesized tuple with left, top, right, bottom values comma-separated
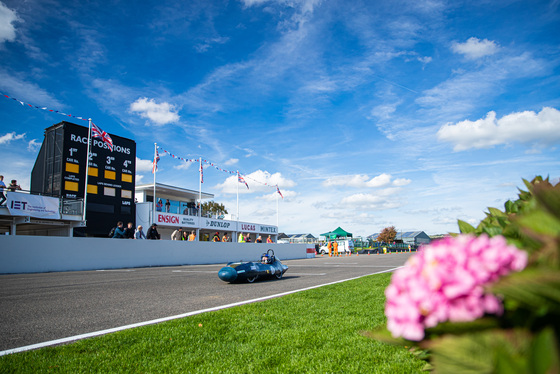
(0, 252, 414, 353)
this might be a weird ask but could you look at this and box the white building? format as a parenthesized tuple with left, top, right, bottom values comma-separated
(135, 183, 278, 242)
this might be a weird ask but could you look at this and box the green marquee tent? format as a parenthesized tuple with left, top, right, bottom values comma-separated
(320, 226, 353, 239)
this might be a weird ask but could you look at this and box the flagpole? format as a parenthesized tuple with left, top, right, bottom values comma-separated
(83, 118, 93, 222)
(198, 157, 202, 219)
(236, 171, 240, 222)
(276, 187, 279, 227)
(153, 143, 157, 225)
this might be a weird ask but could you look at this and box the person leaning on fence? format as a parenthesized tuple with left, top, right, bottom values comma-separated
(212, 232, 221, 242)
(188, 230, 196, 241)
(171, 227, 183, 240)
(222, 233, 229, 242)
(0, 175, 6, 206)
(7, 179, 21, 192)
(238, 233, 246, 243)
(146, 223, 161, 240)
(124, 222, 135, 239)
(112, 221, 126, 238)
(266, 235, 273, 243)
(135, 225, 146, 239)
(256, 235, 263, 243)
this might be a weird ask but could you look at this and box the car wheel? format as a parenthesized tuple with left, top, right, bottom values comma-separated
(275, 272, 283, 279)
(247, 275, 258, 283)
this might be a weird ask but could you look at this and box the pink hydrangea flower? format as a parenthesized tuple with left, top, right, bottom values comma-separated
(385, 234, 527, 341)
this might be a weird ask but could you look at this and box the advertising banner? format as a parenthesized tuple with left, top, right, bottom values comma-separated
(238, 222, 278, 234)
(7, 192, 61, 219)
(156, 212, 199, 227)
(201, 217, 234, 231)
(258, 224, 278, 234)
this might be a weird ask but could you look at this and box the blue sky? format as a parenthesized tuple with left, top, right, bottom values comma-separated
(1, 0, 559, 237)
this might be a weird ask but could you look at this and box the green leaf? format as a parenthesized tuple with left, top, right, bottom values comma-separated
(458, 220, 476, 234)
(534, 182, 560, 221)
(426, 329, 532, 374)
(529, 327, 560, 374)
(361, 326, 411, 346)
(515, 209, 560, 236)
(489, 269, 560, 313)
(488, 207, 506, 217)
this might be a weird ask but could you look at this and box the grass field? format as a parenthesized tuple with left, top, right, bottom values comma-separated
(0, 272, 424, 373)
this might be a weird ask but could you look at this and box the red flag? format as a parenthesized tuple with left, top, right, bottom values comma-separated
(276, 185, 283, 199)
(238, 173, 249, 189)
(91, 123, 113, 151)
(152, 148, 160, 174)
(200, 163, 203, 183)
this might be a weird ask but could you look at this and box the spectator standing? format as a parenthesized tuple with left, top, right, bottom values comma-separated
(0, 175, 6, 206)
(135, 225, 146, 239)
(112, 221, 126, 238)
(165, 199, 171, 213)
(156, 199, 163, 212)
(124, 222, 135, 239)
(238, 232, 245, 243)
(245, 234, 252, 243)
(7, 180, 21, 192)
(222, 233, 229, 242)
(266, 235, 273, 243)
(147, 223, 161, 240)
(212, 232, 221, 242)
(171, 227, 183, 240)
(188, 230, 196, 241)
(256, 235, 263, 243)
(182, 231, 188, 240)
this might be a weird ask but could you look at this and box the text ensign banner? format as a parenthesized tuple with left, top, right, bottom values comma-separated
(156, 212, 199, 227)
(7, 192, 61, 219)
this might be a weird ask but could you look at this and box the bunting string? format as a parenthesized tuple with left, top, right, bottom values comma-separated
(1, 92, 284, 196)
(157, 146, 283, 194)
(1, 92, 90, 122)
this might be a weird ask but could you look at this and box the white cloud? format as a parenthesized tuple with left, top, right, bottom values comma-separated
(0, 2, 18, 44)
(323, 174, 369, 187)
(323, 173, 407, 188)
(366, 173, 392, 187)
(0, 132, 25, 144)
(451, 37, 499, 59)
(129, 97, 180, 126)
(340, 190, 403, 210)
(136, 157, 154, 172)
(224, 158, 239, 166)
(174, 162, 192, 171)
(437, 107, 560, 151)
(27, 139, 41, 152)
(215, 169, 296, 194)
(393, 178, 412, 187)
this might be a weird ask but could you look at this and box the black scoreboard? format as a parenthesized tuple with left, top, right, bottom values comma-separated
(31, 121, 136, 236)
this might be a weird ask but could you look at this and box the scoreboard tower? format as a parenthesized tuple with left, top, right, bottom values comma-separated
(31, 121, 136, 237)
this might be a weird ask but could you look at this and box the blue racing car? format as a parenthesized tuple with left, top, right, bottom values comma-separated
(218, 249, 289, 283)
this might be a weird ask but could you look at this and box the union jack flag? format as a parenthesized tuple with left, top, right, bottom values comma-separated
(238, 173, 249, 189)
(91, 123, 113, 151)
(152, 148, 160, 174)
(276, 185, 284, 199)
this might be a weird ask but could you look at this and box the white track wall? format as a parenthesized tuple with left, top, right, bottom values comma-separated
(0, 236, 307, 274)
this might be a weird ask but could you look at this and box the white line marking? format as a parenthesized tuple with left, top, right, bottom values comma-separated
(172, 270, 215, 273)
(95, 269, 136, 272)
(0, 266, 403, 356)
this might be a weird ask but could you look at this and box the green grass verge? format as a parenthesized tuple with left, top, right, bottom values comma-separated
(0, 273, 424, 373)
